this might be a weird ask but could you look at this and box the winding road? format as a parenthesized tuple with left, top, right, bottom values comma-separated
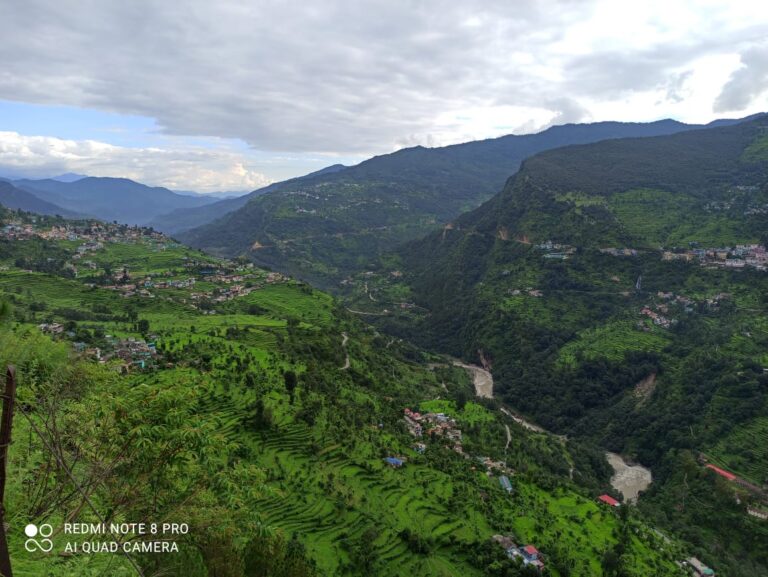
(340, 332, 350, 370)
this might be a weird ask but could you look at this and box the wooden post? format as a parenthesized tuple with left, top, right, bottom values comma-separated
(0, 365, 16, 577)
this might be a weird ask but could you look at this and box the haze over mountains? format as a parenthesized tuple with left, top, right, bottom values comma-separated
(3, 176, 220, 225)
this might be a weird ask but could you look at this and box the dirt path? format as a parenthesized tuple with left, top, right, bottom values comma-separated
(505, 424, 511, 451)
(340, 332, 350, 370)
(605, 452, 652, 503)
(500, 407, 546, 433)
(452, 361, 493, 398)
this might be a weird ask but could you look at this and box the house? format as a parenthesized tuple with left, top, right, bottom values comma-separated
(499, 475, 513, 493)
(384, 457, 404, 468)
(705, 464, 736, 481)
(38, 323, 64, 335)
(513, 545, 545, 571)
(687, 557, 715, 576)
(598, 494, 620, 507)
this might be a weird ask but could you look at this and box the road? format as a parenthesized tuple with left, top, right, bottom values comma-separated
(340, 332, 350, 370)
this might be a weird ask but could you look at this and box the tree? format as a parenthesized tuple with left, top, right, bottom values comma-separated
(137, 319, 150, 335)
(284, 370, 298, 404)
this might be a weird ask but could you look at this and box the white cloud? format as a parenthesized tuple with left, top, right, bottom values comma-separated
(0, 131, 272, 192)
(0, 1, 766, 156)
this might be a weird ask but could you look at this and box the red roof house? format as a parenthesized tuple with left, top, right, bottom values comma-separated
(522, 545, 540, 558)
(705, 464, 736, 481)
(598, 494, 620, 507)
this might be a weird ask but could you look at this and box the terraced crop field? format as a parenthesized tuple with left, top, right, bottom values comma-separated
(557, 320, 669, 367)
(708, 417, 768, 486)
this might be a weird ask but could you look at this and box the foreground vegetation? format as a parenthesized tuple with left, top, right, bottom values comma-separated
(0, 209, 690, 576)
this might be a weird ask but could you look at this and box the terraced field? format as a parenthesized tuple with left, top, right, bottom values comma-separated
(708, 417, 768, 486)
(557, 320, 669, 367)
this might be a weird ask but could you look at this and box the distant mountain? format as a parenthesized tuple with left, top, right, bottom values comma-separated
(149, 163, 348, 235)
(0, 180, 80, 216)
(51, 172, 88, 183)
(172, 189, 253, 200)
(12, 177, 219, 226)
(178, 118, 754, 287)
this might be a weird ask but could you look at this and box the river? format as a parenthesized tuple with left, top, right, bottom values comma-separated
(452, 361, 493, 398)
(605, 452, 653, 503)
(454, 361, 653, 502)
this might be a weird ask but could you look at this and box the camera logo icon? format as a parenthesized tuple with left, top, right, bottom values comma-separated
(24, 523, 53, 553)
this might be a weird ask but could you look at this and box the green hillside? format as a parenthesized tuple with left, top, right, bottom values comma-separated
(0, 211, 689, 576)
(344, 117, 768, 576)
(177, 119, 728, 288)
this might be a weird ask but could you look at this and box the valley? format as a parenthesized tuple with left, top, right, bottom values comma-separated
(1, 116, 768, 577)
(0, 209, 694, 576)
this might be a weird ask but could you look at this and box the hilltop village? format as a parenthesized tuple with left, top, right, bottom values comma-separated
(3, 216, 289, 372)
(1, 217, 287, 307)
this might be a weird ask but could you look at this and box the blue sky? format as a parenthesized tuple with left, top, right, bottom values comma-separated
(0, 100, 157, 147)
(0, 99, 366, 190)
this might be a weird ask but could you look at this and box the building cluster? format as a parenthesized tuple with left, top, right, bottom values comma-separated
(638, 290, 731, 331)
(491, 536, 546, 572)
(474, 455, 512, 476)
(403, 408, 463, 452)
(102, 337, 158, 371)
(600, 247, 639, 257)
(684, 557, 715, 576)
(508, 288, 543, 298)
(38, 325, 160, 372)
(703, 462, 768, 510)
(639, 306, 677, 329)
(1, 222, 38, 239)
(535, 240, 576, 260)
(143, 277, 196, 290)
(1, 219, 165, 245)
(662, 244, 768, 271)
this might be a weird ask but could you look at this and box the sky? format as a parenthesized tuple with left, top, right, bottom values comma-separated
(0, 0, 767, 193)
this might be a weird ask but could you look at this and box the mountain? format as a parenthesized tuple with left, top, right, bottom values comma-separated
(51, 172, 88, 183)
(177, 118, 754, 288)
(12, 176, 219, 226)
(172, 189, 252, 199)
(0, 180, 80, 216)
(148, 163, 348, 235)
(377, 115, 768, 576)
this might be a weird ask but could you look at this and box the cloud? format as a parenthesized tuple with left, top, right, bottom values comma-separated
(714, 42, 768, 112)
(0, 0, 766, 156)
(0, 132, 272, 192)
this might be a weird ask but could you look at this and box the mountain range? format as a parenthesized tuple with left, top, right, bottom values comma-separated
(370, 114, 768, 576)
(5, 176, 220, 225)
(2, 113, 768, 576)
(174, 117, 759, 287)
